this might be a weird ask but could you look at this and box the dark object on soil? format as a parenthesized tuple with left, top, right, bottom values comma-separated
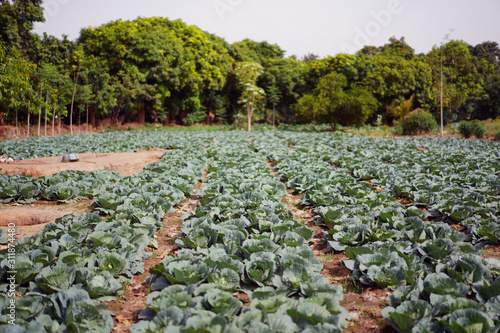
(61, 153, 80, 162)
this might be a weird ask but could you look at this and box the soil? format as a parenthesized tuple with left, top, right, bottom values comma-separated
(0, 200, 92, 249)
(0, 124, 101, 141)
(106, 211, 184, 332)
(483, 245, 500, 260)
(0, 149, 169, 178)
(0, 122, 169, 141)
(342, 288, 396, 333)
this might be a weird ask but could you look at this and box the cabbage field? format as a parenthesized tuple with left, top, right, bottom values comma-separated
(0, 131, 499, 332)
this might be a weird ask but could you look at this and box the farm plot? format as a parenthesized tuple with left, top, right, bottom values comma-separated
(0, 133, 214, 331)
(133, 133, 349, 332)
(267, 132, 500, 332)
(0, 130, 499, 332)
(0, 131, 211, 161)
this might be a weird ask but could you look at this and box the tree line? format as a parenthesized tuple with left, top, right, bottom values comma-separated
(1, 0, 499, 134)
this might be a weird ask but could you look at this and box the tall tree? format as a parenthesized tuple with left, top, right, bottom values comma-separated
(230, 39, 285, 63)
(425, 40, 484, 122)
(78, 17, 232, 125)
(361, 53, 431, 112)
(0, 45, 35, 133)
(296, 73, 378, 130)
(259, 57, 306, 123)
(235, 61, 265, 131)
(466, 41, 500, 119)
(0, 0, 44, 58)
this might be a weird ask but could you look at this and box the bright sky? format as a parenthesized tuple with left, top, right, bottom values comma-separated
(33, 0, 500, 58)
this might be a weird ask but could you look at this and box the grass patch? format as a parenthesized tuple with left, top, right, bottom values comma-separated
(341, 125, 396, 138)
(102, 123, 225, 133)
(321, 252, 336, 263)
(343, 277, 363, 294)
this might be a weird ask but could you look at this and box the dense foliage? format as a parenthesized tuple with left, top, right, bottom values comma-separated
(1, 1, 500, 131)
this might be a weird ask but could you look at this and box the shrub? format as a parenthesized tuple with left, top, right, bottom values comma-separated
(458, 121, 486, 139)
(183, 109, 206, 126)
(494, 129, 500, 141)
(400, 110, 437, 135)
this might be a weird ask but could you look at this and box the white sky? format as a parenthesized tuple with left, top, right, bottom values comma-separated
(33, 0, 500, 58)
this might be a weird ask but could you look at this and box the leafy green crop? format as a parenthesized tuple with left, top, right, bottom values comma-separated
(2, 130, 499, 332)
(266, 131, 500, 331)
(0, 144, 209, 331)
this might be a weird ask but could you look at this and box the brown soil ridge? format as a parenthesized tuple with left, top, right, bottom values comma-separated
(0, 200, 92, 250)
(0, 149, 169, 178)
(107, 168, 208, 333)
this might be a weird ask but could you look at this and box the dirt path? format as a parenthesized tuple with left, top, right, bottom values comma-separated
(0, 149, 169, 178)
(0, 200, 92, 249)
(106, 169, 207, 333)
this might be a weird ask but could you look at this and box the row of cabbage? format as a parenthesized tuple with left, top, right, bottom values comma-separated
(322, 135, 500, 246)
(132, 132, 350, 333)
(0, 133, 218, 206)
(0, 170, 121, 206)
(262, 132, 500, 332)
(0, 131, 214, 160)
(0, 142, 211, 332)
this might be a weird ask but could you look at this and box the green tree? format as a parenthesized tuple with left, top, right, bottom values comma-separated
(80, 55, 117, 126)
(266, 85, 280, 128)
(466, 41, 500, 119)
(235, 61, 265, 131)
(78, 17, 232, 125)
(379, 36, 415, 60)
(425, 40, 484, 122)
(37, 62, 71, 135)
(259, 57, 306, 124)
(230, 39, 285, 63)
(296, 73, 378, 129)
(0, 45, 35, 134)
(0, 0, 44, 58)
(361, 53, 431, 111)
(386, 95, 414, 119)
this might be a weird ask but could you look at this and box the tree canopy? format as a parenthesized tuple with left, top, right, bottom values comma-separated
(0, 2, 499, 132)
(296, 73, 378, 129)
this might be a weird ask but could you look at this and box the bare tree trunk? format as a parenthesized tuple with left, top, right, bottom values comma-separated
(247, 95, 255, 132)
(15, 107, 18, 137)
(37, 83, 43, 137)
(78, 104, 81, 133)
(58, 116, 61, 135)
(38, 104, 41, 137)
(247, 105, 252, 132)
(138, 107, 145, 124)
(89, 107, 96, 128)
(272, 104, 275, 129)
(86, 105, 89, 134)
(52, 101, 56, 136)
(70, 70, 79, 134)
(440, 55, 444, 138)
(44, 91, 49, 136)
(27, 100, 31, 138)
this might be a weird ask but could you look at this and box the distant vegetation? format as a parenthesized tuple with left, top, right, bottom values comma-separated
(1, 0, 500, 135)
